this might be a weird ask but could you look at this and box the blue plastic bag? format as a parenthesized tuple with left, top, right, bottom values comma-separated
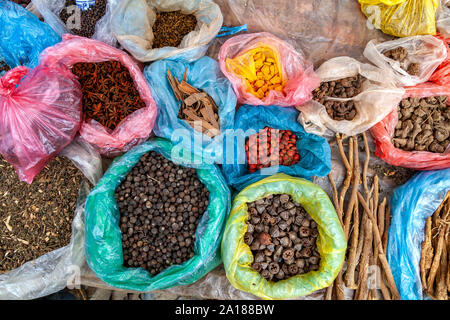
(221, 105, 331, 191)
(0, 1, 60, 73)
(387, 168, 450, 300)
(145, 56, 237, 163)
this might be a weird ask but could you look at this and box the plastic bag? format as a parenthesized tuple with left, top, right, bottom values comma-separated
(39, 34, 158, 157)
(387, 168, 450, 300)
(219, 32, 320, 107)
(429, 35, 450, 86)
(370, 82, 450, 170)
(363, 35, 448, 87)
(221, 173, 346, 300)
(0, 65, 82, 184)
(110, 0, 222, 62)
(144, 56, 236, 163)
(0, 1, 60, 72)
(437, 0, 450, 37)
(0, 140, 103, 300)
(221, 105, 331, 191)
(359, 0, 439, 38)
(32, 0, 116, 46)
(296, 56, 405, 137)
(84, 137, 231, 291)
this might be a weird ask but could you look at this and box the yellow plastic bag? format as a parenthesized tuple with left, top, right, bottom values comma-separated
(359, 0, 439, 37)
(221, 174, 347, 300)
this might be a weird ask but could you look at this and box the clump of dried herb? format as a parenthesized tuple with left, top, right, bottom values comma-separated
(152, 11, 197, 49)
(0, 156, 85, 273)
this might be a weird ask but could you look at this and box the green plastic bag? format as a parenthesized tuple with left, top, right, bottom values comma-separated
(222, 173, 346, 300)
(84, 137, 231, 291)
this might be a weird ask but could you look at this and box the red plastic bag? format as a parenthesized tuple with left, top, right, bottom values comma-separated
(0, 65, 82, 183)
(39, 34, 158, 157)
(429, 34, 450, 86)
(219, 32, 320, 107)
(370, 82, 450, 170)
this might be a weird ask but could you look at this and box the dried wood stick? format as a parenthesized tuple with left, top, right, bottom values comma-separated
(336, 133, 351, 171)
(378, 253, 401, 300)
(344, 201, 360, 289)
(324, 282, 334, 300)
(378, 198, 387, 238)
(435, 238, 448, 300)
(383, 204, 391, 253)
(355, 213, 366, 271)
(362, 132, 370, 196)
(338, 136, 354, 213)
(378, 271, 392, 300)
(373, 175, 379, 228)
(354, 218, 373, 300)
(343, 137, 359, 239)
(328, 173, 344, 226)
(420, 217, 433, 291)
(426, 225, 447, 295)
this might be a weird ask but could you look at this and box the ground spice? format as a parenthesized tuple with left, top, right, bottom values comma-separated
(152, 11, 197, 49)
(0, 156, 85, 273)
(59, 0, 107, 38)
(71, 60, 146, 131)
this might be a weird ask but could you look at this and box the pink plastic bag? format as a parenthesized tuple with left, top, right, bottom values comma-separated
(219, 32, 320, 107)
(39, 34, 158, 157)
(370, 82, 450, 170)
(0, 65, 82, 183)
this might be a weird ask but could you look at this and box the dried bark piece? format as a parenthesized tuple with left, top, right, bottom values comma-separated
(420, 217, 434, 291)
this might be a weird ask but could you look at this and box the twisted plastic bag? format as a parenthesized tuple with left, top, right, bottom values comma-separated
(221, 105, 331, 191)
(110, 0, 223, 62)
(144, 56, 237, 163)
(359, 0, 439, 38)
(219, 32, 320, 107)
(221, 173, 346, 300)
(387, 169, 450, 300)
(84, 138, 231, 291)
(370, 82, 450, 170)
(39, 34, 158, 157)
(0, 1, 60, 73)
(363, 35, 448, 86)
(297, 56, 405, 137)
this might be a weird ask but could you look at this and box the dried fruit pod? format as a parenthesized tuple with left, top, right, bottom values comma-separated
(282, 248, 295, 260)
(268, 262, 280, 275)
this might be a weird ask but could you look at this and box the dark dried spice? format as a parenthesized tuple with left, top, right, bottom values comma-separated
(59, 0, 107, 38)
(10, 0, 31, 8)
(0, 61, 10, 74)
(268, 262, 280, 275)
(152, 11, 197, 49)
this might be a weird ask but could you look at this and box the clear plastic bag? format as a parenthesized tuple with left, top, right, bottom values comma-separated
(219, 32, 320, 107)
(363, 36, 448, 87)
(370, 82, 450, 170)
(0, 65, 82, 184)
(31, 0, 116, 46)
(297, 56, 405, 137)
(0, 141, 103, 300)
(39, 34, 158, 157)
(110, 0, 223, 62)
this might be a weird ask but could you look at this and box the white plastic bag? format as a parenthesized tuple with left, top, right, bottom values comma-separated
(363, 36, 448, 87)
(437, 0, 450, 37)
(296, 56, 405, 137)
(110, 0, 223, 62)
(31, 0, 116, 46)
(0, 138, 103, 300)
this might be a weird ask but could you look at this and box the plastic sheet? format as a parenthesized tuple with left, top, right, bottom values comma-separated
(110, 0, 223, 62)
(297, 56, 405, 137)
(429, 34, 450, 86)
(219, 32, 320, 107)
(359, 0, 439, 38)
(0, 1, 60, 72)
(144, 56, 236, 163)
(221, 173, 346, 300)
(221, 105, 331, 191)
(363, 35, 448, 86)
(0, 141, 103, 300)
(39, 34, 158, 157)
(387, 169, 450, 300)
(84, 138, 231, 292)
(370, 82, 450, 170)
(32, 0, 116, 46)
(437, 0, 450, 37)
(0, 65, 82, 184)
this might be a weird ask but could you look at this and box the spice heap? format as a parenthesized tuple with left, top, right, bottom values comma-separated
(10, 0, 31, 8)
(72, 60, 146, 130)
(312, 75, 364, 121)
(0, 61, 10, 74)
(245, 194, 321, 282)
(248, 50, 284, 99)
(245, 127, 300, 173)
(0, 156, 85, 273)
(325, 133, 400, 300)
(369, 163, 416, 186)
(419, 192, 449, 300)
(167, 69, 220, 138)
(392, 96, 449, 153)
(382, 47, 421, 76)
(59, 0, 107, 38)
(152, 11, 197, 49)
(116, 151, 209, 276)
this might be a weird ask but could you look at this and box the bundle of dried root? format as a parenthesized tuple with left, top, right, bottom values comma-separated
(420, 191, 449, 300)
(325, 132, 400, 300)
(167, 68, 220, 138)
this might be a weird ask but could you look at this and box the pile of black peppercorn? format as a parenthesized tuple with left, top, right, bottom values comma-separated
(116, 151, 209, 276)
(245, 194, 321, 282)
(59, 0, 107, 38)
